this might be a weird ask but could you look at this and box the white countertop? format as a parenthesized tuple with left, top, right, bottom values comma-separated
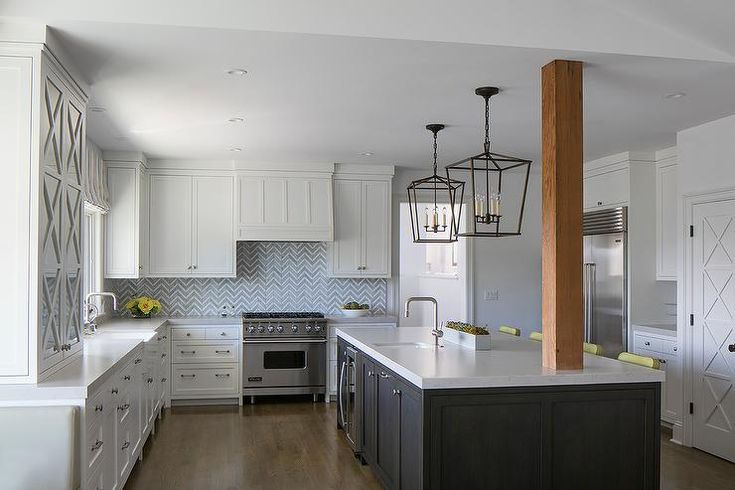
(326, 315, 398, 324)
(336, 327, 665, 390)
(631, 323, 677, 337)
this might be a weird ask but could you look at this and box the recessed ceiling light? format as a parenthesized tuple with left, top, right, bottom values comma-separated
(664, 92, 686, 99)
(88, 106, 106, 113)
(228, 117, 245, 123)
(226, 68, 248, 76)
(359, 151, 374, 157)
(229, 146, 243, 152)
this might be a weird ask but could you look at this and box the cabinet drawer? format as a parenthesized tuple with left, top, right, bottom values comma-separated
(171, 327, 206, 340)
(85, 388, 108, 430)
(205, 326, 240, 340)
(172, 365, 239, 396)
(85, 418, 107, 471)
(115, 388, 135, 426)
(172, 341, 239, 363)
(633, 334, 662, 354)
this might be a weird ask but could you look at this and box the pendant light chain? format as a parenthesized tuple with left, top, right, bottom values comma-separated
(432, 129, 439, 175)
(484, 95, 491, 153)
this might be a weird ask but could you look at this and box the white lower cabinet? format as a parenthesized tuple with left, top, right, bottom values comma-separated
(631, 327, 681, 425)
(170, 324, 241, 402)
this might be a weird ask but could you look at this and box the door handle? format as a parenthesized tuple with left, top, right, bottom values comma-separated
(338, 361, 347, 427)
(379, 371, 391, 379)
(729, 343, 735, 352)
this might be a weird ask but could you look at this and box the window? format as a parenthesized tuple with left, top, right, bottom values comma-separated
(83, 203, 103, 310)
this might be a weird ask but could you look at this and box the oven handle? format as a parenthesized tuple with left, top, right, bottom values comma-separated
(242, 338, 327, 344)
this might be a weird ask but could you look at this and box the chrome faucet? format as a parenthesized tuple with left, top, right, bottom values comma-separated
(84, 292, 119, 332)
(404, 296, 442, 347)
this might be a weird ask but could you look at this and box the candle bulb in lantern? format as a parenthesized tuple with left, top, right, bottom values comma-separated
(496, 193, 502, 216)
(442, 207, 447, 227)
(431, 207, 438, 229)
(424, 206, 429, 227)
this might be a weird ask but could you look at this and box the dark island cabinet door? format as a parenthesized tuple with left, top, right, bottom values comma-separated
(375, 369, 400, 488)
(398, 379, 422, 490)
(361, 356, 377, 463)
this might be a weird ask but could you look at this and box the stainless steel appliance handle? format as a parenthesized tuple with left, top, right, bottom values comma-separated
(588, 263, 596, 343)
(338, 360, 347, 427)
(583, 264, 589, 342)
(242, 338, 327, 344)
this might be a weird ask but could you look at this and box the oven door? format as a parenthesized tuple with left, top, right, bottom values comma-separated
(242, 338, 326, 389)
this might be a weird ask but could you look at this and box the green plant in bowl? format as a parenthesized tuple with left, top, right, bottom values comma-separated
(446, 321, 489, 336)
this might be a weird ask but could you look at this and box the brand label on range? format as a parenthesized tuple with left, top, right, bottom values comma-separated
(248, 376, 263, 382)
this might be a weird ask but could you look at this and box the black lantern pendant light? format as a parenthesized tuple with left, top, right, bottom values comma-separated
(445, 87, 532, 237)
(407, 124, 465, 243)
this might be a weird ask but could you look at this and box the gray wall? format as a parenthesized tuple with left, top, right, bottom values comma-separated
(107, 242, 387, 316)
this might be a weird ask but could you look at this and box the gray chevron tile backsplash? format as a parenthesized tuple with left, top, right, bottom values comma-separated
(106, 242, 387, 316)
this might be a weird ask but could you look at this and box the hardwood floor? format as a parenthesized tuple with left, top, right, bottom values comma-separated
(126, 399, 735, 490)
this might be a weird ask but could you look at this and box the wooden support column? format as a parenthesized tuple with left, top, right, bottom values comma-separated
(541, 60, 584, 370)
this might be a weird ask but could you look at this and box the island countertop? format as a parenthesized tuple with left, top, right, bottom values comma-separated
(335, 326, 665, 389)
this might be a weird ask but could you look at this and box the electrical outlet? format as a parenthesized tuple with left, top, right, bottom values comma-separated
(484, 290, 499, 301)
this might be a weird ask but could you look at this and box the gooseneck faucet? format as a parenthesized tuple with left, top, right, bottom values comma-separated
(404, 296, 442, 347)
(84, 292, 119, 329)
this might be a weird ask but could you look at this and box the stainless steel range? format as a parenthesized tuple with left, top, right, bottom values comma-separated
(242, 312, 327, 403)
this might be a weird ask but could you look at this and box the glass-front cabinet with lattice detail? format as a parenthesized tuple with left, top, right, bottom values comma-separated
(38, 53, 87, 373)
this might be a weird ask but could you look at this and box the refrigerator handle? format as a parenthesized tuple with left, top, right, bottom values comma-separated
(583, 264, 588, 342)
(587, 263, 596, 343)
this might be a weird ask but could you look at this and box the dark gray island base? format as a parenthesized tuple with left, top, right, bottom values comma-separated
(338, 337, 661, 490)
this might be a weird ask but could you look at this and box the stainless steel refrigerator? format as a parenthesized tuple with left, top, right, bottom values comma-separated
(583, 207, 627, 359)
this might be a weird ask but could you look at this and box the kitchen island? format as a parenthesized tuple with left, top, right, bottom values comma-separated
(336, 327, 665, 490)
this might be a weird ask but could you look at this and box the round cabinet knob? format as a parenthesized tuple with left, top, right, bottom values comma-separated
(257, 326, 265, 333)
(247, 326, 255, 333)
(291, 325, 299, 333)
(267, 326, 275, 333)
(313, 325, 321, 332)
(305, 325, 312, 333)
(276, 325, 284, 333)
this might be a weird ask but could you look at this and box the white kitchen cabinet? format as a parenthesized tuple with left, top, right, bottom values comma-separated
(170, 324, 241, 402)
(631, 326, 681, 425)
(329, 177, 392, 278)
(237, 171, 334, 241)
(584, 167, 630, 210)
(148, 173, 235, 277)
(656, 151, 678, 281)
(104, 156, 148, 279)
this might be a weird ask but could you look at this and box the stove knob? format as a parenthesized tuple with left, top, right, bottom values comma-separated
(247, 326, 255, 333)
(313, 324, 321, 332)
(267, 326, 275, 333)
(291, 325, 299, 333)
(305, 325, 312, 333)
(257, 326, 265, 333)
(276, 325, 284, 333)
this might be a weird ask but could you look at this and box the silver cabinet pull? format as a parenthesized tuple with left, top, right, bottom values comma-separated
(368, 370, 374, 377)
(187, 265, 192, 271)
(392, 389, 401, 396)
(94, 404, 103, 412)
(180, 374, 196, 378)
(121, 441, 130, 450)
(111, 387, 118, 395)
(193, 265, 197, 270)
(122, 375, 131, 381)
(147, 377, 154, 383)
(215, 350, 231, 354)
(644, 341, 651, 346)
(186, 333, 191, 337)
(379, 372, 390, 378)
(161, 335, 167, 340)
(659, 359, 667, 364)
(161, 353, 167, 358)
(91, 440, 103, 451)
(134, 358, 142, 364)
(117, 403, 130, 411)
(161, 377, 167, 383)
(215, 373, 231, 378)
(180, 350, 196, 354)
(220, 332, 227, 336)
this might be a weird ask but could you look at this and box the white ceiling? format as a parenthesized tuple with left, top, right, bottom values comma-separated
(3, 1, 735, 168)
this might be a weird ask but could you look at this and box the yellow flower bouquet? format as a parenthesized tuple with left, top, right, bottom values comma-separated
(125, 296, 162, 318)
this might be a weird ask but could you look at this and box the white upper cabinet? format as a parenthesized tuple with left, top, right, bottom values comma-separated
(148, 172, 235, 277)
(584, 166, 630, 210)
(192, 176, 235, 276)
(237, 166, 334, 241)
(104, 156, 148, 278)
(656, 149, 678, 281)
(328, 166, 393, 278)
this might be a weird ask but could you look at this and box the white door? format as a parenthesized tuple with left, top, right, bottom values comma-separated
(331, 180, 362, 275)
(192, 176, 235, 276)
(692, 199, 735, 462)
(362, 181, 390, 276)
(149, 175, 192, 275)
